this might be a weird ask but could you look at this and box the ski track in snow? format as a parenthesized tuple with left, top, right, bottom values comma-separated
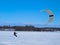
(0, 31, 60, 45)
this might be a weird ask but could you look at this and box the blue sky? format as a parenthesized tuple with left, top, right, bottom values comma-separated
(0, 0, 60, 25)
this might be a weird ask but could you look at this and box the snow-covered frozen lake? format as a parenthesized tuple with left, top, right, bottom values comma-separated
(0, 31, 60, 45)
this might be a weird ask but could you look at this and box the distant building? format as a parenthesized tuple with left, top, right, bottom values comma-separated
(4, 28, 15, 31)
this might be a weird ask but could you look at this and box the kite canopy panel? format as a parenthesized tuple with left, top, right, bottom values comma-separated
(40, 9, 54, 24)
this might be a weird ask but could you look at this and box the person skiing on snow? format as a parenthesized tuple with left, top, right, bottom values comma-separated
(14, 32, 17, 37)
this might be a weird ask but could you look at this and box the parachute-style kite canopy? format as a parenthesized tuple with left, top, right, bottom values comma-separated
(40, 9, 54, 24)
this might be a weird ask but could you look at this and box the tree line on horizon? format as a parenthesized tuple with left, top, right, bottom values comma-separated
(0, 25, 60, 31)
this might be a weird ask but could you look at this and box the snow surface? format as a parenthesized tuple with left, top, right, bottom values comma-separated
(0, 31, 60, 45)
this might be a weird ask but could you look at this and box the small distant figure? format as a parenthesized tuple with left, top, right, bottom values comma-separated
(14, 32, 17, 37)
